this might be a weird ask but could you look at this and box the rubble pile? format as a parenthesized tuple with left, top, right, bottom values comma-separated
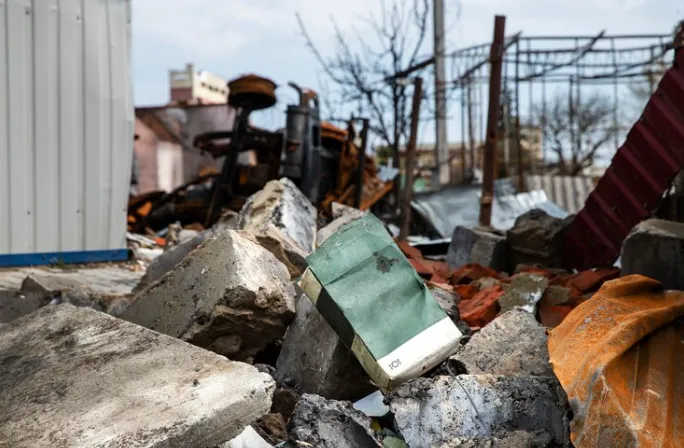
(2, 179, 677, 448)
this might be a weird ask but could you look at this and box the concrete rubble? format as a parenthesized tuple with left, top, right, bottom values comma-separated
(447, 226, 509, 272)
(389, 375, 570, 448)
(621, 218, 684, 290)
(0, 305, 274, 447)
(238, 178, 317, 275)
(450, 309, 554, 377)
(122, 229, 296, 361)
(317, 202, 368, 246)
(497, 273, 549, 314)
(289, 394, 382, 447)
(276, 294, 375, 401)
(506, 209, 572, 269)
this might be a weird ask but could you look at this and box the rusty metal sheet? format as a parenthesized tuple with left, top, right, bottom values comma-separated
(564, 49, 684, 270)
(548, 275, 684, 447)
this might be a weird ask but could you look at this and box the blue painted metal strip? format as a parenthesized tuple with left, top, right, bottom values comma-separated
(0, 249, 130, 267)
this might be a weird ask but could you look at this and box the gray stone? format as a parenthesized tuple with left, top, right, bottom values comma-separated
(621, 219, 684, 290)
(122, 230, 296, 362)
(0, 304, 275, 448)
(450, 309, 554, 377)
(238, 178, 317, 253)
(133, 230, 213, 293)
(439, 431, 553, 447)
(447, 226, 508, 272)
(276, 295, 374, 401)
(289, 394, 381, 448)
(253, 225, 309, 279)
(332, 202, 367, 220)
(0, 290, 49, 323)
(507, 209, 572, 269)
(540, 285, 571, 307)
(318, 204, 368, 246)
(498, 273, 548, 314)
(389, 375, 570, 448)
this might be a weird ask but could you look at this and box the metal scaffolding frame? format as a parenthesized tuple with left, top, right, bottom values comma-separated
(446, 32, 676, 179)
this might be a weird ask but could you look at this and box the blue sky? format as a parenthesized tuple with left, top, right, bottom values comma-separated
(132, 0, 682, 152)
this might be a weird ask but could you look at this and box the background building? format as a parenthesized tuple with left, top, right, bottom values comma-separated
(169, 63, 229, 105)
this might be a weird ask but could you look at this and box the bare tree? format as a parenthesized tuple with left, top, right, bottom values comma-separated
(535, 91, 619, 176)
(296, 0, 432, 165)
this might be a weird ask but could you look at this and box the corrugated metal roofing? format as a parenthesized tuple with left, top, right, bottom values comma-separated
(0, 0, 133, 255)
(525, 174, 595, 215)
(411, 179, 568, 238)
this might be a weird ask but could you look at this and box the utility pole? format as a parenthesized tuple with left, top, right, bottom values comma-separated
(478, 15, 506, 227)
(400, 78, 423, 241)
(433, 0, 449, 187)
(467, 76, 476, 180)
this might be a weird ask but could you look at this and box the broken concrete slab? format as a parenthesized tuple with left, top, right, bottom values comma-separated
(133, 230, 214, 294)
(498, 273, 548, 314)
(447, 226, 509, 273)
(332, 202, 367, 220)
(0, 304, 275, 448)
(507, 209, 572, 269)
(390, 375, 570, 448)
(439, 431, 554, 448)
(450, 309, 554, 377)
(0, 290, 49, 323)
(317, 206, 368, 246)
(253, 225, 309, 279)
(289, 394, 382, 447)
(621, 219, 684, 290)
(276, 295, 375, 401)
(238, 178, 317, 253)
(122, 230, 296, 361)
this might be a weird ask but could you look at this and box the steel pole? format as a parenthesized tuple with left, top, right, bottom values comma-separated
(400, 78, 424, 241)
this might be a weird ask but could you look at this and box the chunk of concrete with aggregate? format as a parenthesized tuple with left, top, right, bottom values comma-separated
(317, 205, 368, 246)
(122, 230, 296, 361)
(289, 394, 382, 448)
(450, 309, 554, 377)
(0, 304, 275, 448)
(621, 219, 684, 290)
(276, 295, 375, 401)
(389, 375, 570, 448)
(506, 209, 571, 269)
(447, 226, 509, 272)
(498, 273, 549, 314)
(238, 178, 317, 253)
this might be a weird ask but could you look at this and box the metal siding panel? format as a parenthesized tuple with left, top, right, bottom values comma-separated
(107, 0, 133, 249)
(0, 1, 9, 253)
(58, 0, 84, 251)
(33, 0, 60, 251)
(0, 0, 132, 257)
(83, 0, 108, 250)
(7, 0, 34, 252)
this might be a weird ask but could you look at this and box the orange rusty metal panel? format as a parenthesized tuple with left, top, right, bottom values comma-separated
(548, 275, 684, 447)
(564, 50, 684, 270)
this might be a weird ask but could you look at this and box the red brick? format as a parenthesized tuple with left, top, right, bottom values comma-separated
(397, 240, 423, 260)
(454, 284, 478, 302)
(458, 285, 504, 328)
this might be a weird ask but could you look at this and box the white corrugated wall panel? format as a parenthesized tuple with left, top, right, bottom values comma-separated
(0, 0, 133, 255)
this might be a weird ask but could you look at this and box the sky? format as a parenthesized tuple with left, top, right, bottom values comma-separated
(132, 0, 682, 154)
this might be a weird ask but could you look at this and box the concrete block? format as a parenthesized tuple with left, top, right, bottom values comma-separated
(275, 295, 375, 401)
(507, 209, 572, 269)
(389, 375, 570, 448)
(122, 230, 296, 362)
(289, 394, 381, 447)
(318, 204, 368, 246)
(447, 226, 508, 272)
(0, 305, 275, 448)
(133, 230, 213, 293)
(253, 225, 309, 279)
(621, 219, 684, 290)
(450, 309, 554, 377)
(498, 273, 548, 314)
(238, 178, 317, 253)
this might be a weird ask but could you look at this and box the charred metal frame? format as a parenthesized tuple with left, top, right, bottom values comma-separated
(448, 31, 674, 179)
